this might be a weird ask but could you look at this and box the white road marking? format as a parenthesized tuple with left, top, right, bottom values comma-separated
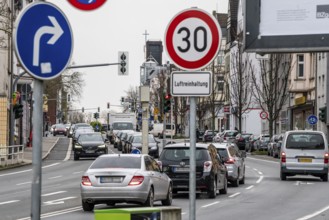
(182, 212, 187, 215)
(16, 182, 31, 186)
(17, 206, 82, 220)
(248, 157, 278, 164)
(297, 205, 329, 220)
(246, 185, 254, 190)
(256, 176, 264, 184)
(0, 200, 19, 205)
(42, 163, 60, 169)
(64, 138, 72, 161)
(258, 171, 263, 175)
(48, 175, 62, 180)
(43, 197, 76, 206)
(229, 192, 241, 198)
(0, 169, 32, 177)
(42, 191, 66, 197)
(73, 171, 83, 174)
(202, 201, 219, 208)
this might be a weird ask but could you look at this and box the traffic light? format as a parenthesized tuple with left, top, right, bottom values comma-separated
(319, 107, 327, 123)
(118, 51, 129, 75)
(107, 102, 110, 109)
(98, 107, 100, 112)
(164, 93, 171, 113)
(13, 104, 23, 119)
(93, 112, 99, 119)
(82, 107, 84, 112)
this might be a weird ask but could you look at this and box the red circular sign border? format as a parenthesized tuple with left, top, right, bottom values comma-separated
(260, 111, 268, 119)
(165, 8, 221, 70)
(67, 0, 106, 11)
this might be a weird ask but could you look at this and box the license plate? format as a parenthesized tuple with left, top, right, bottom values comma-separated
(173, 167, 190, 172)
(100, 176, 123, 183)
(85, 150, 94, 153)
(298, 158, 312, 163)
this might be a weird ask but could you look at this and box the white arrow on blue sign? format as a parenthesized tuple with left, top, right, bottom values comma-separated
(14, 2, 73, 80)
(307, 115, 318, 125)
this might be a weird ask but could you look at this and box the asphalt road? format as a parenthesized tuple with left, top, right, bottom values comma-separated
(0, 137, 329, 220)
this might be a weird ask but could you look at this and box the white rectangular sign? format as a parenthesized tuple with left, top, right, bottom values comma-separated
(260, 0, 329, 36)
(171, 71, 212, 96)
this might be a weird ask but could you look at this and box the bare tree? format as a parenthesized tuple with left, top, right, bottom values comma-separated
(0, 0, 10, 49)
(251, 54, 292, 137)
(124, 85, 139, 112)
(229, 42, 254, 132)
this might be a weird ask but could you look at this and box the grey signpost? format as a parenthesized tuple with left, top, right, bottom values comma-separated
(14, 2, 73, 219)
(165, 8, 220, 220)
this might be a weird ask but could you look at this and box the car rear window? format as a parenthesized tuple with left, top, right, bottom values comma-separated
(286, 133, 325, 150)
(217, 148, 229, 159)
(160, 148, 209, 161)
(90, 156, 141, 169)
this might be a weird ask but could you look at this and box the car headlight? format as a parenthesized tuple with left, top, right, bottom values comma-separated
(98, 144, 106, 148)
(75, 143, 82, 149)
(150, 146, 157, 150)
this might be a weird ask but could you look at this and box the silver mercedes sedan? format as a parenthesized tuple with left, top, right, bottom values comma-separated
(80, 154, 173, 211)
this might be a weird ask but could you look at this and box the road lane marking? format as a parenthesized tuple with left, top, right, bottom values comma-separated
(256, 176, 264, 183)
(48, 175, 62, 180)
(229, 192, 241, 198)
(258, 171, 263, 175)
(17, 206, 82, 220)
(42, 163, 60, 169)
(202, 201, 219, 208)
(64, 138, 72, 161)
(247, 157, 278, 164)
(42, 191, 66, 197)
(0, 169, 32, 177)
(297, 205, 329, 220)
(0, 200, 19, 205)
(246, 185, 254, 190)
(43, 197, 76, 206)
(16, 181, 31, 186)
(73, 171, 83, 174)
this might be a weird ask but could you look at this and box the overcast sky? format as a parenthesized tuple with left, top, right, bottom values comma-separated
(47, 0, 228, 113)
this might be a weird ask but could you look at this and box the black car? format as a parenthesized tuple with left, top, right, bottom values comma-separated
(73, 132, 108, 161)
(125, 133, 159, 158)
(158, 143, 228, 198)
(234, 133, 252, 151)
(202, 130, 218, 142)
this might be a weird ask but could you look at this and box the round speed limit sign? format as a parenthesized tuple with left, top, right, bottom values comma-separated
(165, 8, 221, 71)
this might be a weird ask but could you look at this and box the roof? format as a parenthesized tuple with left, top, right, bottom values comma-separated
(164, 142, 210, 149)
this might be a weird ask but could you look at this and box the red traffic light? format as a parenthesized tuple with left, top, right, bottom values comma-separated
(164, 94, 171, 100)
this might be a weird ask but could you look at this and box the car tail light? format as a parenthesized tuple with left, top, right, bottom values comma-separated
(281, 152, 286, 163)
(129, 176, 144, 186)
(225, 158, 235, 164)
(82, 176, 92, 186)
(203, 161, 213, 172)
(324, 153, 329, 164)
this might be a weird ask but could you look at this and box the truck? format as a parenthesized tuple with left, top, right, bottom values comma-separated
(106, 113, 136, 144)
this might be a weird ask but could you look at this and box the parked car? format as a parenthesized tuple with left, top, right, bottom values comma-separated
(113, 131, 124, 149)
(197, 129, 205, 142)
(234, 133, 252, 151)
(53, 124, 67, 136)
(125, 133, 160, 158)
(119, 130, 135, 153)
(80, 154, 173, 211)
(272, 133, 284, 158)
(216, 130, 239, 143)
(74, 132, 108, 161)
(255, 134, 270, 151)
(247, 134, 259, 152)
(158, 143, 228, 198)
(211, 142, 246, 187)
(67, 124, 75, 137)
(203, 130, 218, 142)
(280, 130, 328, 182)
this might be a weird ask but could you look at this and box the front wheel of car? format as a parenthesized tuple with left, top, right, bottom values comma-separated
(219, 177, 228, 194)
(74, 152, 79, 161)
(321, 173, 328, 182)
(280, 170, 287, 181)
(82, 201, 94, 211)
(144, 188, 154, 207)
(162, 184, 173, 206)
(208, 178, 217, 198)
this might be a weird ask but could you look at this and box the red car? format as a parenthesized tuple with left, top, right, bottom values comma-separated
(53, 124, 67, 136)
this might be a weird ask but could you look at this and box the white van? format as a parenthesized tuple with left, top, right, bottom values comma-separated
(150, 123, 175, 138)
(280, 130, 328, 181)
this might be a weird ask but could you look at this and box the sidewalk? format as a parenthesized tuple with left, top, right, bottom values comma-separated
(23, 136, 59, 164)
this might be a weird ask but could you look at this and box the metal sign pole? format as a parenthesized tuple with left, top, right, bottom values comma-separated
(31, 80, 43, 220)
(189, 97, 196, 220)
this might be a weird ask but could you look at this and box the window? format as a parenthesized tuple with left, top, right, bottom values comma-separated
(217, 75, 224, 91)
(297, 54, 304, 78)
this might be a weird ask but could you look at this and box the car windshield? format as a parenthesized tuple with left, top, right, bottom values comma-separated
(112, 122, 134, 130)
(217, 148, 229, 159)
(55, 124, 66, 129)
(286, 133, 325, 150)
(224, 131, 238, 137)
(133, 135, 156, 143)
(78, 133, 103, 142)
(160, 148, 208, 161)
(90, 156, 141, 169)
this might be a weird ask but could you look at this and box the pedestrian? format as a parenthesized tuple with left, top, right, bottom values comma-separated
(205, 125, 208, 131)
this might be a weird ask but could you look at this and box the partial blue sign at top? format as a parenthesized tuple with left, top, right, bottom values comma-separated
(307, 115, 318, 125)
(14, 2, 73, 80)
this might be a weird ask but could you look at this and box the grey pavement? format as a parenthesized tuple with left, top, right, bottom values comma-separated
(23, 136, 59, 164)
